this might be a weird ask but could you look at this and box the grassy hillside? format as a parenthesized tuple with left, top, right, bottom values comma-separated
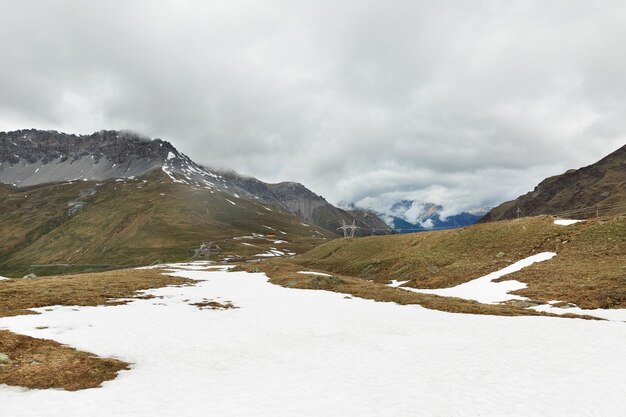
(297, 216, 565, 286)
(0, 169, 335, 277)
(295, 215, 626, 308)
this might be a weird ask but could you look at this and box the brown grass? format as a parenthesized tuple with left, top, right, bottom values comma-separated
(0, 268, 192, 318)
(0, 330, 128, 391)
(191, 299, 238, 310)
(296, 215, 626, 310)
(501, 216, 626, 308)
(234, 259, 597, 319)
(0, 268, 193, 390)
(296, 216, 565, 289)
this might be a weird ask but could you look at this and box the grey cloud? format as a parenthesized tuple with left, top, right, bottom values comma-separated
(0, 0, 625, 213)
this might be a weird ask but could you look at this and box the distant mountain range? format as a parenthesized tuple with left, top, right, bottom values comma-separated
(0, 129, 391, 276)
(481, 144, 626, 222)
(376, 200, 490, 233)
(344, 200, 490, 233)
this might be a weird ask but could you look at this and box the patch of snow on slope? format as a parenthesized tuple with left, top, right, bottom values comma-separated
(399, 252, 556, 304)
(0, 266, 625, 416)
(161, 165, 187, 184)
(0, 275, 9, 280)
(253, 252, 278, 257)
(225, 199, 236, 206)
(554, 219, 583, 226)
(297, 271, 333, 277)
(389, 280, 409, 288)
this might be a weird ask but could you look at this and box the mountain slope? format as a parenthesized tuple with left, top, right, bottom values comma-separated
(0, 129, 392, 235)
(0, 169, 335, 277)
(295, 215, 626, 309)
(214, 172, 393, 235)
(481, 144, 626, 222)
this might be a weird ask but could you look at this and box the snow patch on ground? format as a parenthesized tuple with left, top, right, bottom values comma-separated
(254, 248, 295, 257)
(531, 304, 626, 322)
(253, 252, 279, 257)
(297, 271, 333, 277)
(554, 219, 583, 226)
(0, 275, 9, 281)
(0, 266, 625, 416)
(399, 252, 557, 304)
(136, 261, 216, 270)
(389, 280, 409, 288)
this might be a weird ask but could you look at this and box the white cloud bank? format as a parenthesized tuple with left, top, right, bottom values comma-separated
(0, 1, 625, 210)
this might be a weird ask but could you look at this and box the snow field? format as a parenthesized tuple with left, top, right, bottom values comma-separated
(0, 266, 625, 416)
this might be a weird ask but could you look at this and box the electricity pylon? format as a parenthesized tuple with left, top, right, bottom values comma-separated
(338, 219, 358, 238)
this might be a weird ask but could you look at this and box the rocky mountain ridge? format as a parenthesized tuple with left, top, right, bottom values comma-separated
(481, 144, 626, 222)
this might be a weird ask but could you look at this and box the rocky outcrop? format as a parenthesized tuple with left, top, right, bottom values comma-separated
(0, 129, 175, 186)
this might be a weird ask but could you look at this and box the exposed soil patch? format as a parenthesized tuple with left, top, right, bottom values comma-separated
(191, 299, 238, 310)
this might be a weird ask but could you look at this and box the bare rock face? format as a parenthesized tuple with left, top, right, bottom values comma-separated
(0, 129, 175, 164)
(0, 129, 175, 186)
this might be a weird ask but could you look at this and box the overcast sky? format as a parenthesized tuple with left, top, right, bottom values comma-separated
(1, 1, 625, 215)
